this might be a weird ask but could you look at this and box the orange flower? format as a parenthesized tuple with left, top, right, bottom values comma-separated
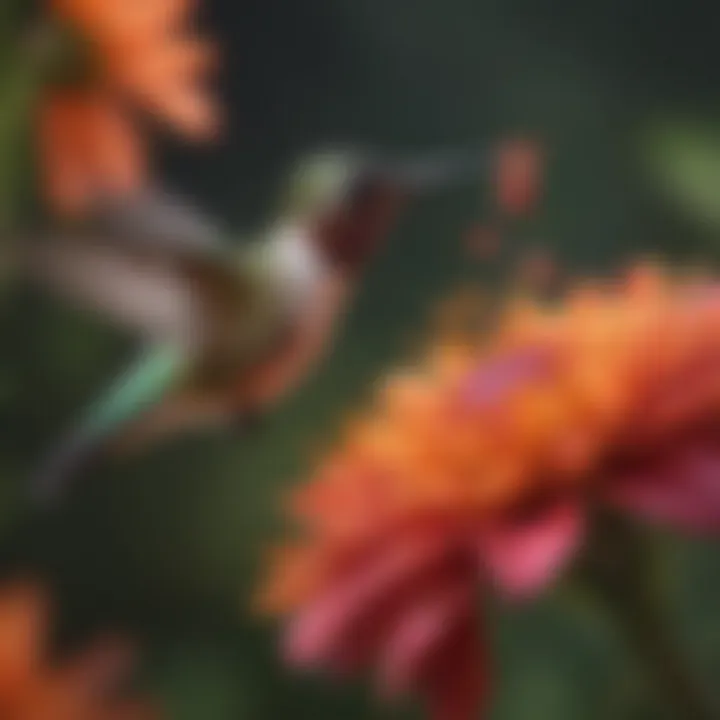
(38, 91, 144, 218)
(0, 583, 157, 720)
(39, 0, 219, 215)
(259, 263, 720, 719)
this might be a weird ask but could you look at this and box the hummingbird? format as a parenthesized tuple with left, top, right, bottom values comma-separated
(27, 145, 498, 504)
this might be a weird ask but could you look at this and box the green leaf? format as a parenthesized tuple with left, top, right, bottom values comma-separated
(645, 120, 720, 230)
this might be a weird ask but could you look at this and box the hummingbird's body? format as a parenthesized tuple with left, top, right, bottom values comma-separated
(108, 222, 351, 450)
(29, 146, 494, 502)
(31, 213, 356, 494)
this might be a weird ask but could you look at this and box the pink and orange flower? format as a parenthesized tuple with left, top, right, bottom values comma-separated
(39, 0, 219, 215)
(258, 263, 720, 719)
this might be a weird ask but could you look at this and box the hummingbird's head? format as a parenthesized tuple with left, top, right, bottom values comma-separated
(278, 147, 408, 271)
(280, 145, 496, 221)
(280, 148, 368, 223)
(278, 142, 534, 271)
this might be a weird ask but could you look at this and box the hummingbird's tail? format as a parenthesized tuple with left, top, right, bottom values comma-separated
(30, 429, 107, 507)
(30, 343, 189, 508)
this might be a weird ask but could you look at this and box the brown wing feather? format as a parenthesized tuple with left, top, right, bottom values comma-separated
(27, 237, 201, 345)
(26, 231, 252, 351)
(89, 189, 226, 255)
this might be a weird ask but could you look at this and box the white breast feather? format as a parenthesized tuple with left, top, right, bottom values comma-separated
(269, 227, 329, 310)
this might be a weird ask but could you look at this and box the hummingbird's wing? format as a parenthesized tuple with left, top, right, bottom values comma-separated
(32, 343, 191, 505)
(29, 196, 303, 504)
(89, 188, 228, 256)
(27, 235, 211, 347)
(26, 193, 252, 349)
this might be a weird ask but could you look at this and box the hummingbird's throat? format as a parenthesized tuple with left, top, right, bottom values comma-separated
(314, 190, 406, 272)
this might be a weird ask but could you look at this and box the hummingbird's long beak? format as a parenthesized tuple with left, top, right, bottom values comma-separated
(366, 147, 492, 192)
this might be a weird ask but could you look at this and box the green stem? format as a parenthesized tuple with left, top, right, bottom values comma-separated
(575, 514, 716, 720)
(0, 18, 62, 228)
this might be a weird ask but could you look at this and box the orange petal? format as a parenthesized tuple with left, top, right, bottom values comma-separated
(37, 93, 98, 215)
(109, 39, 220, 136)
(0, 584, 48, 698)
(38, 91, 146, 214)
(138, 82, 220, 139)
(129, 39, 218, 83)
(86, 98, 146, 196)
(53, 0, 196, 47)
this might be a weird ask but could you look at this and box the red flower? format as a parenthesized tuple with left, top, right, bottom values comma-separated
(259, 264, 720, 719)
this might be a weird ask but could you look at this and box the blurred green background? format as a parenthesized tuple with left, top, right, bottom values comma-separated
(2, 0, 720, 717)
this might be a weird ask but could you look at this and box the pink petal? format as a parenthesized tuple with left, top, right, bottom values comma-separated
(330, 564, 458, 676)
(284, 530, 449, 668)
(477, 501, 584, 598)
(605, 446, 720, 533)
(461, 349, 551, 410)
(377, 580, 474, 698)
